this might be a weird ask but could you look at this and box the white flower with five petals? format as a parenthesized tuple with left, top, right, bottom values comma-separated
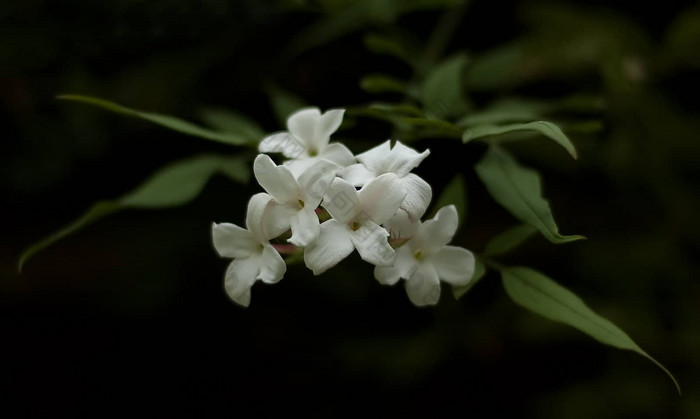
(340, 140, 432, 220)
(304, 174, 407, 275)
(212, 193, 286, 307)
(374, 205, 475, 307)
(253, 154, 336, 247)
(259, 107, 355, 177)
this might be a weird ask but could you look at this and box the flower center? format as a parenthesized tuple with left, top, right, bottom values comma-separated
(350, 221, 360, 231)
(413, 250, 422, 260)
(308, 149, 318, 157)
(259, 243, 265, 252)
(298, 199, 305, 208)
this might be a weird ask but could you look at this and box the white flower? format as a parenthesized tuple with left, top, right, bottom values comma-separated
(212, 193, 286, 307)
(340, 140, 432, 220)
(259, 107, 355, 177)
(374, 205, 475, 307)
(253, 154, 336, 247)
(303, 174, 407, 275)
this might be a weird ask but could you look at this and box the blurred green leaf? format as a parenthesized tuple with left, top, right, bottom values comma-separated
(465, 43, 522, 91)
(367, 103, 424, 116)
(363, 33, 413, 65)
(463, 121, 578, 160)
(198, 107, 265, 143)
(475, 147, 584, 244)
(484, 224, 537, 256)
(360, 74, 408, 94)
(431, 174, 466, 226)
(19, 154, 249, 270)
(453, 257, 485, 299)
(501, 266, 680, 394)
(422, 53, 470, 119)
(266, 85, 307, 127)
(458, 99, 545, 127)
(57, 95, 255, 146)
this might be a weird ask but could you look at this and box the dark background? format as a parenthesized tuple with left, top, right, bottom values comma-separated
(2, 0, 699, 416)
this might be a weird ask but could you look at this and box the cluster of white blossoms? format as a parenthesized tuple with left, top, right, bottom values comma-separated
(212, 107, 475, 307)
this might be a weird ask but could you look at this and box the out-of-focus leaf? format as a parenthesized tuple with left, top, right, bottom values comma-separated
(431, 174, 466, 226)
(360, 74, 408, 94)
(363, 33, 413, 64)
(57, 95, 254, 146)
(501, 266, 680, 394)
(368, 103, 424, 116)
(19, 154, 249, 270)
(453, 258, 485, 299)
(664, 7, 700, 67)
(475, 147, 584, 244)
(458, 99, 546, 127)
(422, 53, 470, 119)
(484, 224, 537, 256)
(266, 85, 307, 127)
(465, 43, 523, 91)
(463, 121, 578, 160)
(198, 107, 265, 143)
(400, 117, 460, 134)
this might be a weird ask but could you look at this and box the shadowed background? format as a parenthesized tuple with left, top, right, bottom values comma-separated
(1, 0, 699, 416)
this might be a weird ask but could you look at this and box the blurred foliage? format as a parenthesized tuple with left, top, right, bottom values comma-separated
(2, 0, 699, 416)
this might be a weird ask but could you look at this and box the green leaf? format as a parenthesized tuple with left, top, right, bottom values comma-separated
(360, 74, 408, 94)
(363, 33, 412, 64)
(422, 54, 470, 119)
(453, 258, 486, 299)
(266, 85, 307, 127)
(465, 42, 523, 91)
(463, 121, 578, 160)
(57, 95, 254, 146)
(501, 266, 680, 394)
(457, 99, 546, 127)
(475, 147, 585, 244)
(198, 107, 265, 143)
(19, 154, 249, 271)
(484, 224, 537, 256)
(431, 174, 467, 226)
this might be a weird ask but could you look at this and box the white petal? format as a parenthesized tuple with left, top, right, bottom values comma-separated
(297, 159, 337, 208)
(224, 258, 259, 307)
(349, 221, 394, 266)
(384, 209, 418, 239)
(318, 143, 355, 168)
(258, 132, 306, 159)
(405, 263, 441, 307)
(253, 154, 300, 204)
(286, 107, 321, 149)
(211, 222, 257, 258)
(283, 157, 318, 178)
(358, 173, 407, 225)
(386, 141, 430, 177)
(413, 204, 458, 254)
(339, 163, 376, 187)
(322, 177, 360, 224)
(433, 246, 475, 286)
(258, 244, 287, 284)
(262, 201, 296, 238)
(288, 206, 320, 247)
(356, 140, 392, 172)
(399, 173, 432, 221)
(246, 193, 277, 241)
(287, 108, 344, 154)
(373, 245, 417, 285)
(303, 220, 354, 275)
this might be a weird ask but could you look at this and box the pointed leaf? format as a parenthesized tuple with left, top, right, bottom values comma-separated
(57, 95, 255, 146)
(457, 99, 547, 127)
(484, 224, 537, 256)
(453, 258, 486, 299)
(501, 266, 680, 394)
(422, 54, 469, 119)
(363, 33, 413, 65)
(19, 154, 249, 270)
(475, 147, 584, 244)
(431, 174, 466, 227)
(463, 121, 578, 160)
